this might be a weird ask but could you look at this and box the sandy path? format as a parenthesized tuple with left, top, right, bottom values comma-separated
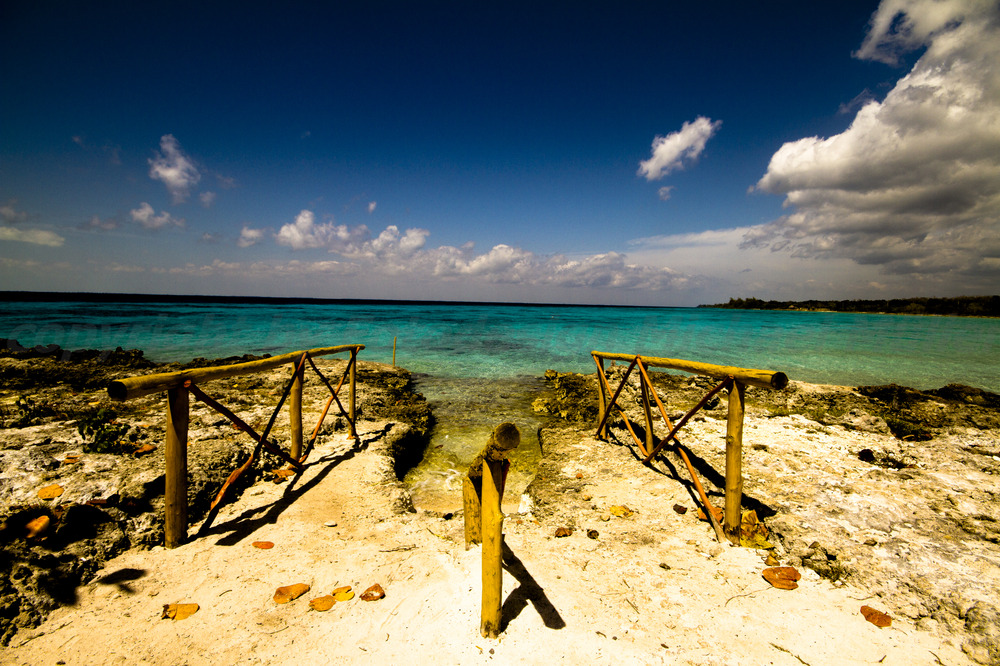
(5, 420, 972, 665)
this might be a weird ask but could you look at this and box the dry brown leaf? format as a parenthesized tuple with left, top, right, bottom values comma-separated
(37, 484, 63, 500)
(161, 603, 199, 620)
(25, 515, 50, 539)
(133, 444, 157, 456)
(672, 504, 687, 514)
(554, 527, 573, 537)
(273, 469, 295, 479)
(252, 541, 274, 549)
(62, 454, 81, 465)
(762, 566, 801, 590)
(333, 586, 354, 602)
(861, 605, 892, 627)
(273, 583, 310, 604)
(309, 595, 336, 611)
(609, 505, 633, 518)
(360, 583, 385, 601)
(696, 505, 724, 523)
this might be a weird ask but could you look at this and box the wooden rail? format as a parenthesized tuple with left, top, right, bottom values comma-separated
(592, 351, 786, 545)
(109, 344, 364, 548)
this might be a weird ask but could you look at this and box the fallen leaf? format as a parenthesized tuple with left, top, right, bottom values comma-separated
(762, 566, 801, 590)
(37, 484, 63, 500)
(360, 583, 385, 601)
(672, 504, 687, 514)
(861, 605, 892, 627)
(273, 469, 295, 478)
(273, 583, 310, 604)
(587, 529, 599, 540)
(25, 515, 50, 539)
(696, 505, 723, 523)
(161, 603, 199, 620)
(332, 586, 354, 602)
(609, 505, 633, 518)
(575, 472, 583, 479)
(133, 444, 157, 456)
(764, 554, 780, 567)
(252, 541, 274, 549)
(309, 595, 336, 611)
(554, 527, 573, 537)
(62, 454, 81, 465)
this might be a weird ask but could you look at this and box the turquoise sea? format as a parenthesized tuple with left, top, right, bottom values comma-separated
(4, 297, 998, 509)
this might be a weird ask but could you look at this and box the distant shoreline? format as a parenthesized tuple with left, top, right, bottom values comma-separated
(700, 296, 1000, 318)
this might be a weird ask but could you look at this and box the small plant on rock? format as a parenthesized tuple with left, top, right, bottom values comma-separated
(77, 406, 131, 454)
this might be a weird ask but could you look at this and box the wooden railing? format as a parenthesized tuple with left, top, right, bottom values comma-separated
(108, 344, 364, 548)
(592, 351, 787, 545)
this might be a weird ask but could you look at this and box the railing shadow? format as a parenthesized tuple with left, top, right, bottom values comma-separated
(500, 541, 565, 631)
(204, 425, 391, 546)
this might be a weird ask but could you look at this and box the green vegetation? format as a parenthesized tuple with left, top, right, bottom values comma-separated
(700, 295, 999, 317)
(77, 406, 132, 454)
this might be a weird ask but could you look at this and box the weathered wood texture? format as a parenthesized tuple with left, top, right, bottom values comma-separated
(591, 351, 787, 390)
(164, 386, 189, 549)
(725, 381, 746, 544)
(480, 459, 504, 638)
(107, 344, 364, 401)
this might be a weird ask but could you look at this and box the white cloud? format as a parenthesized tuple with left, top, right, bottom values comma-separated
(750, 0, 1000, 288)
(199, 191, 216, 208)
(0, 226, 64, 246)
(657, 186, 674, 201)
(84, 215, 117, 230)
(1, 203, 29, 225)
(238, 226, 266, 248)
(148, 134, 200, 203)
(130, 202, 184, 229)
(638, 116, 722, 181)
(368, 201, 377, 214)
(274, 210, 369, 251)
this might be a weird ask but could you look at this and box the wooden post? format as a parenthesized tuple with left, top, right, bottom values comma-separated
(638, 361, 654, 456)
(463, 477, 482, 547)
(480, 458, 504, 638)
(289, 361, 304, 460)
(349, 348, 357, 438)
(724, 380, 746, 544)
(392, 336, 397, 367)
(594, 356, 608, 440)
(164, 385, 189, 549)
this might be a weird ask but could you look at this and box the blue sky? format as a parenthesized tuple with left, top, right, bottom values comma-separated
(2, 0, 998, 306)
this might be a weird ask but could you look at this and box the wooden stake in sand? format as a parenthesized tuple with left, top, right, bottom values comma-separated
(462, 422, 520, 638)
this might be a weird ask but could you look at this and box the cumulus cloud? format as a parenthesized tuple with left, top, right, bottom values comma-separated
(238, 226, 266, 248)
(0, 227, 64, 246)
(199, 191, 216, 207)
(1, 203, 28, 225)
(130, 202, 184, 229)
(266, 210, 684, 292)
(0, 202, 64, 246)
(148, 134, 200, 203)
(638, 116, 722, 181)
(750, 0, 1000, 286)
(368, 201, 377, 214)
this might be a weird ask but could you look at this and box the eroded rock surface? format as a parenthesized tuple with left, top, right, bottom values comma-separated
(0, 349, 429, 645)
(531, 366, 1000, 664)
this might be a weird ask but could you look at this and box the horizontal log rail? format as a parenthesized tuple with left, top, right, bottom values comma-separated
(108, 344, 364, 548)
(592, 351, 786, 545)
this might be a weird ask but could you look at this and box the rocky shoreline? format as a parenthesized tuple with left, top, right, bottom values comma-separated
(3, 342, 1000, 663)
(0, 342, 430, 645)
(530, 368, 1000, 663)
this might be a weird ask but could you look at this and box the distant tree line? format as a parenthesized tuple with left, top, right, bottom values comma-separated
(699, 296, 1000, 317)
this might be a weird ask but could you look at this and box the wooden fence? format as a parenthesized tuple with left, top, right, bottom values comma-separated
(592, 351, 787, 545)
(108, 344, 364, 548)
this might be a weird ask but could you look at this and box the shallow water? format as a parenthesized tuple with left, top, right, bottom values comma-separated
(4, 297, 998, 507)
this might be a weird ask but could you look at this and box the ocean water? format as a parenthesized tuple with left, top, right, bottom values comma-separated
(4, 298, 998, 510)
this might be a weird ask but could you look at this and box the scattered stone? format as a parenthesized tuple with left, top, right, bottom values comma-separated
(555, 527, 573, 537)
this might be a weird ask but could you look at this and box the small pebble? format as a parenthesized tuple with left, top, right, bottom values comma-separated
(600, 513, 611, 522)
(324, 521, 338, 527)
(587, 529, 599, 539)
